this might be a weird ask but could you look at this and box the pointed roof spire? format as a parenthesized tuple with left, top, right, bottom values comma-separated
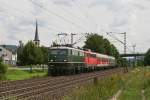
(34, 20, 39, 41)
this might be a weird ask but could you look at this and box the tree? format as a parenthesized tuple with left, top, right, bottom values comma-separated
(21, 41, 43, 65)
(17, 45, 24, 65)
(41, 46, 48, 64)
(83, 34, 105, 53)
(144, 48, 150, 66)
(83, 33, 119, 57)
(110, 44, 119, 59)
(0, 59, 8, 80)
(34, 47, 44, 64)
(51, 41, 59, 47)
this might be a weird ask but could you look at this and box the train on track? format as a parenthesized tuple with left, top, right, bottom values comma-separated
(48, 46, 116, 76)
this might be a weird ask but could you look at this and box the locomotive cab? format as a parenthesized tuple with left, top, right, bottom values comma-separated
(49, 49, 68, 62)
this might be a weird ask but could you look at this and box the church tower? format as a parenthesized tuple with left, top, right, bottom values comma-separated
(34, 20, 40, 47)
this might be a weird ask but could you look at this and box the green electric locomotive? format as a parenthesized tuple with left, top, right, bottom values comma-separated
(48, 46, 116, 76)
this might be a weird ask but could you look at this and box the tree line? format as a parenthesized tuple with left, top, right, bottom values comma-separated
(17, 41, 48, 66)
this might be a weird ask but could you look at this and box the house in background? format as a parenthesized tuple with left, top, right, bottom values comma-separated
(0, 45, 17, 65)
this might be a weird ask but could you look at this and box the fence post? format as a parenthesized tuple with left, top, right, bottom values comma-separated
(93, 77, 98, 85)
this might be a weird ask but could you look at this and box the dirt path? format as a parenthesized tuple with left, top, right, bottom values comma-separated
(141, 90, 145, 100)
(110, 90, 122, 100)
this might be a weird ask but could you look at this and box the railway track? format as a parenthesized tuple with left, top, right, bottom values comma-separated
(0, 68, 121, 100)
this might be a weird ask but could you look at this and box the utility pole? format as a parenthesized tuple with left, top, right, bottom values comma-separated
(124, 32, 127, 54)
(58, 33, 68, 45)
(107, 32, 127, 54)
(132, 44, 136, 67)
(107, 32, 128, 72)
(58, 33, 67, 36)
(115, 32, 126, 54)
(71, 33, 76, 45)
(132, 44, 136, 54)
(122, 32, 128, 72)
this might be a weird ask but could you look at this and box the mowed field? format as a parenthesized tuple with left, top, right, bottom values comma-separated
(6, 68, 47, 80)
(64, 67, 150, 100)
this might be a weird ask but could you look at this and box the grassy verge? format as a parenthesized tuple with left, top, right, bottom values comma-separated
(64, 67, 150, 100)
(6, 69, 47, 80)
(119, 67, 150, 100)
(63, 74, 125, 100)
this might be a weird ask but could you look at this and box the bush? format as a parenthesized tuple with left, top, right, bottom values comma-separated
(64, 74, 123, 100)
(0, 62, 8, 80)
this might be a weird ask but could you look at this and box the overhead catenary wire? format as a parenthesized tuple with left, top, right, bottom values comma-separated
(30, 0, 94, 45)
(73, 32, 89, 45)
(69, 0, 96, 44)
(0, 1, 66, 33)
(1, 0, 102, 46)
(30, 0, 89, 32)
(71, 0, 98, 32)
(106, 32, 133, 53)
(53, 4, 91, 31)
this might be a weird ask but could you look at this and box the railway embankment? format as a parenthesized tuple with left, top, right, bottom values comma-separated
(64, 67, 150, 100)
(0, 68, 120, 100)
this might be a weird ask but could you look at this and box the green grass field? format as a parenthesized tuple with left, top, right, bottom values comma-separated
(64, 67, 150, 100)
(6, 69, 47, 80)
(119, 67, 150, 100)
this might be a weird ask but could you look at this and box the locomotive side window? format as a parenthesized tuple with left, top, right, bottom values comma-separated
(50, 49, 67, 55)
(79, 52, 84, 57)
(90, 54, 96, 57)
(72, 49, 77, 56)
(50, 49, 58, 55)
(69, 49, 72, 55)
(78, 51, 80, 56)
(74, 50, 78, 56)
(72, 49, 75, 55)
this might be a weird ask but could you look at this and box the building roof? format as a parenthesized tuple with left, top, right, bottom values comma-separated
(0, 45, 18, 54)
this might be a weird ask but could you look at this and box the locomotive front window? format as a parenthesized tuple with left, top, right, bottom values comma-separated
(51, 49, 67, 55)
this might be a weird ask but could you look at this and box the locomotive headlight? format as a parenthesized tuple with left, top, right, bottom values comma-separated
(64, 59, 67, 62)
(50, 60, 53, 62)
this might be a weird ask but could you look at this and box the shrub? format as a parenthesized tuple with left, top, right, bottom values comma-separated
(0, 61, 8, 80)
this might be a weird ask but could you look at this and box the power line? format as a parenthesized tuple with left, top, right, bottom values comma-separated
(54, 5, 90, 31)
(0, 1, 71, 34)
(30, 0, 89, 31)
(71, 0, 98, 32)
(73, 32, 89, 45)
(71, 33, 76, 45)
(106, 32, 124, 44)
(106, 32, 133, 53)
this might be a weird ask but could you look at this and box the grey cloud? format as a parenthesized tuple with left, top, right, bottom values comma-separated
(89, 0, 120, 10)
(89, 0, 114, 7)
(18, 20, 34, 27)
(53, 0, 73, 6)
(7, 34, 18, 41)
(133, 3, 147, 10)
(1, 0, 150, 53)
(30, 0, 45, 16)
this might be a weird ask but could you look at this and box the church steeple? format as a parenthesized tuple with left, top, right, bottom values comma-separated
(34, 20, 40, 47)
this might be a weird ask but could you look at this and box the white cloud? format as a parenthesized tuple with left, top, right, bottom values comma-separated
(0, 0, 150, 53)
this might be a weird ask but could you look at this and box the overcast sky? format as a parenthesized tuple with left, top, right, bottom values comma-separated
(0, 0, 150, 53)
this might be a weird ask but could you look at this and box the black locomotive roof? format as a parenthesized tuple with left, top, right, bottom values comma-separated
(50, 46, 115, 60)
